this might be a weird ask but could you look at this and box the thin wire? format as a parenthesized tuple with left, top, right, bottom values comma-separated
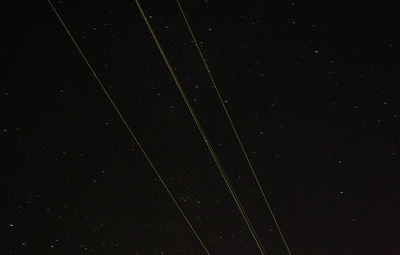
(133, 1, 266, 254)
(175, 1, 293, 254)
(46, 1, 210, 254)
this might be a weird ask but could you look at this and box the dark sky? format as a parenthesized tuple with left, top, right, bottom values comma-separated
(2, 0, 399, 254)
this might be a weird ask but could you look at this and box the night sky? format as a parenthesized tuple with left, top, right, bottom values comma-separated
(2, 0, 400, 254)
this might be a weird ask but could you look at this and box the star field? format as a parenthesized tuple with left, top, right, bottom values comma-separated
(2, 0, 399, 254)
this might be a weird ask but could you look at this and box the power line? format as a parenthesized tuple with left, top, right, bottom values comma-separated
(175, 1, 293, 254)
(133, 1, 267, 254)
(46, 1, 210, 253)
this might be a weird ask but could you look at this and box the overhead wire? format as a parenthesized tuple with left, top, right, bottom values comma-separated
(133, 0, 266, 254)
(46, 1, 210, 254)
(175, 1, 293, 254)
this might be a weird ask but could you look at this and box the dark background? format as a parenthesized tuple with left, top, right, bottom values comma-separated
(2, 0, 399, 254)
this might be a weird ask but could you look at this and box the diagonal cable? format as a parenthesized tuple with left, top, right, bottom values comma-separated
(175, 1, 293, 254)
(46, 1, 210, 253)
(133, 1, 267, 254)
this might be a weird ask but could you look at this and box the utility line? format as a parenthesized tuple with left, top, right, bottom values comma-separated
(175, 1, 293, 254)
(133, 1, 266, 254)
(46, 1, 210, 254)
